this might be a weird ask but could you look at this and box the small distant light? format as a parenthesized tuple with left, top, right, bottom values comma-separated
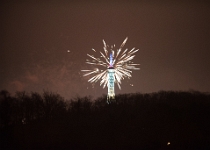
(130, 84, 134, 86)
(87, 87, 88, 89)
(167, 142, 170, 146)
(67, 50, 70, 52)
(22, 118, 26, 124)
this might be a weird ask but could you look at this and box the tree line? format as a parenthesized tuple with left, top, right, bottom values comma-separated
(0, 90, 210, 149)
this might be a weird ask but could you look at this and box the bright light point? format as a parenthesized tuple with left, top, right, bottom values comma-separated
(130, 84, 134, 86)
(67, 50, 70, 52)
(167, 142, 170, 146)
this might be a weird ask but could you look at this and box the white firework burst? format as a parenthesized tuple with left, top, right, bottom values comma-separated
(82, 37, 140, 89)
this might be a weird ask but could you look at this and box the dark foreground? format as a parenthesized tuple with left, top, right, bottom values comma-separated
(1, 90, 210, 149)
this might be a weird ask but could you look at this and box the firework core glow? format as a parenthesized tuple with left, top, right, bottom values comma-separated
(109, 53, 114, 67)
(82, 37, 140, 101)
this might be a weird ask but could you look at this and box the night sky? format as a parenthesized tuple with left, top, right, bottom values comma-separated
(1, 1, 210, 99)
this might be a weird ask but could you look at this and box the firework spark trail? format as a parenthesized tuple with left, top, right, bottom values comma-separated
(81, 37, 140, 89)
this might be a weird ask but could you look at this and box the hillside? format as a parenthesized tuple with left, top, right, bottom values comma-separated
(1, 90, 210, 149)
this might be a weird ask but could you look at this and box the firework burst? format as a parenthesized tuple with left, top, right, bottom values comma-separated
(82, 37, 140, 90)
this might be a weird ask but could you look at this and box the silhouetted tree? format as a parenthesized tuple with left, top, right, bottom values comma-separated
(0, 90, 12, 127)
(42, 91, 66, 119)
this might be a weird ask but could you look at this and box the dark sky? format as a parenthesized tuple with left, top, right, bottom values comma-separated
(1, 1, 210, 99)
